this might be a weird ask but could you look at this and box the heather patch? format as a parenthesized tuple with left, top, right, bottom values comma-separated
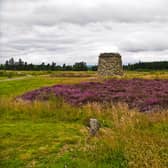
(20, 79, 168, 112)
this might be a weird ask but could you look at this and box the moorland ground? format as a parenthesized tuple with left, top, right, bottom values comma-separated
(0, 70, 168, 168)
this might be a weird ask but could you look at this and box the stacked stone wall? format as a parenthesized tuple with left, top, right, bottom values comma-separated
(98, 53, 123, 76)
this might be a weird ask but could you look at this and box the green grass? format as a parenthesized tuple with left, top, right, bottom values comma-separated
(0, 77, 7, 80)
(0, 70, 96, 78)
(0, 75, 96, 97)
(0, 70, 168, 168)
(0, 122, 83, 167)
(0, 70, 27, 78)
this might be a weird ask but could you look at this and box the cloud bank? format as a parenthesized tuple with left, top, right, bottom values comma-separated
(0, 0, 168, 64)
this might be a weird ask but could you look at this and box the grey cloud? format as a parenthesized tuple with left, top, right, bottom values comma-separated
(1, 0, 168, 25)
(119, 31, 168, 52)
(22, 2, 168, 25)
(0, 0, 168, 64)
(34, 3, 168, 25)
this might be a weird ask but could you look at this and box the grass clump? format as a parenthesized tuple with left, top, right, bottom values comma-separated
(0, 70, 168, 167)
(0, 98, 168, 167)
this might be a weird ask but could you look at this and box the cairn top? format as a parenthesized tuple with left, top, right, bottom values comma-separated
(99, 53, 121, 57)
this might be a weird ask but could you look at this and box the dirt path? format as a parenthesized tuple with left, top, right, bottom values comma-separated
(0, 75, 33, 82)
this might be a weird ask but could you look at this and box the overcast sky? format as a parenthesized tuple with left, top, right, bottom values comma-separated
(0, 0, 168, 65)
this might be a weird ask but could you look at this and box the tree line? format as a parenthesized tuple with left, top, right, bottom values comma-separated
(123, 61, 168, 71)
(0, 58, 97, 71)
(0, 58, 168, 71)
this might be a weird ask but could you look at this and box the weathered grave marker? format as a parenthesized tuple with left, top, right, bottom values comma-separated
(89, 118, 100, 136)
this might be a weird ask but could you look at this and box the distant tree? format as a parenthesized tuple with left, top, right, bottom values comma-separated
(46, 63, 50, 70)
(6, 58, 15, 70)
(123, 61, 168, 70)
(8, 58, 15, 65)
(55, 65, 62, 70)
(28, 63, 34, 70)
(18, 58, 23, 65)
(62, 64, 66, 71)
(5, 60, 9, 70)
(73, 62, 88, 71)
(65, 65, 73, 71)
(24, 62, 28, 70)
(51, 62, 56, 70)
(91, 65, 98, 71)
(18, 58, 24, 70)
(0, 64, 4, 70)
(40, 62, 45, 70)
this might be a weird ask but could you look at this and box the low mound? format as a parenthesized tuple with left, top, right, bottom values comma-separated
(20, 79, 168, 112)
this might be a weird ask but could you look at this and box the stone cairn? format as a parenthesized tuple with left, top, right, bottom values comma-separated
(98, 53, 123, 76)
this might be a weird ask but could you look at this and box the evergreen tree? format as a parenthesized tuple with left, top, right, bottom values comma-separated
(73, 62, 88, 71)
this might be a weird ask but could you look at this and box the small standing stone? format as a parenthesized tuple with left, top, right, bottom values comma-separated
(89, 118, 100, 136)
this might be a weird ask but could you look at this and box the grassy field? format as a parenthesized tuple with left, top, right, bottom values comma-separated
(0, 71, 168, 168)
